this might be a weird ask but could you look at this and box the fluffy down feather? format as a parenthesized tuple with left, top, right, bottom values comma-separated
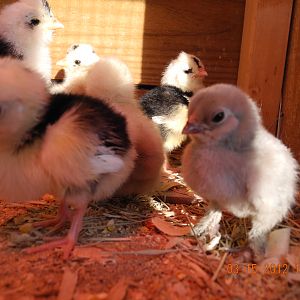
(182, 83, 298, 259)
(85, 57, 164, 194)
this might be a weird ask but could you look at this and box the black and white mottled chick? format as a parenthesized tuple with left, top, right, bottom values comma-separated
(0, 0, 63, 82)
(0, 58, 136, 258)
(140, 52, 207, 153)
(182, 84, 298, 259)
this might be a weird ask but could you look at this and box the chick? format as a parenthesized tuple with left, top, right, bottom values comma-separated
(140, 52, 207, 154)
(0, 57, 136, 258)
(85, 57, 164, 195)
(182, 84, 298, 258)
(0, 0, 63, 83)
(51, 43, 100, 94)
(51, 51, 164, 195)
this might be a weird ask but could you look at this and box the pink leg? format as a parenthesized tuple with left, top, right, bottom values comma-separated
(24, 193, 89, 259)
(32, 199, 70, 231)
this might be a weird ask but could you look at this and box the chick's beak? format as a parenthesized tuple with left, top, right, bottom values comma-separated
(56, 58, 68, 67)
(198, 67, 208, 77)
(182, 122, 207, 134)
(46, 18, 64, 30)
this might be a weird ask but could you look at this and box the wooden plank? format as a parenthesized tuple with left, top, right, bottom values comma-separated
(237, 0, 293, 134)
(281, 0, 300, 162)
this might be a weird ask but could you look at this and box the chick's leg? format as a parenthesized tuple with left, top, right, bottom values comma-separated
(248, 212, 282, 260)
(193, 209, 222, 237)
(25, 192, 89, 259)
(32, 199, 70, 232)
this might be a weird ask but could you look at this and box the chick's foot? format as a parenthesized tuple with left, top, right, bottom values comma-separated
(192, 209, 222, 237)
(24, 200, 87, 259)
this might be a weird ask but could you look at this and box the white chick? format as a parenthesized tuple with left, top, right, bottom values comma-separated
(140, 52, 207, 154)
(86, 57, 164, 195)
(51, 43, 100, 94)
(0, 57, 136, 258)
(0, 0, 63, 83)
(182, 84, 298, 259)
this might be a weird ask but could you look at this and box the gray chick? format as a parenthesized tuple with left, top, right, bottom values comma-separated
(182, 83, 298, 259)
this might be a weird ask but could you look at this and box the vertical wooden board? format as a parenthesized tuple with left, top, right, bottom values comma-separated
(281, 0, 300, 162)
(141, 0, 245, 86)
(237, 0, 293, 134)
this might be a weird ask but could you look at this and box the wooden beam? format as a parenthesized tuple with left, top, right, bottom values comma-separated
(281, 0, 300, 162)
(237, 0, 293, 134)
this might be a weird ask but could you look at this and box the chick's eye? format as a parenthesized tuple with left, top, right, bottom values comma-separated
(74, 60, 81, 65)
(184, 68, 193, 74)
(212, 111, 225, 123)
(29, 18, 40, 26)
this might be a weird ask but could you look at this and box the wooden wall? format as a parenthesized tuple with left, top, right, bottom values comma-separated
(281, 0, 300, 162)
(0, 0, 245, 86)
(140, 0, 245, 86)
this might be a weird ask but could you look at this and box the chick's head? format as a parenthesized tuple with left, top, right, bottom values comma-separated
(183, 84, 261, 150)
(20, 0, 63, 30)
(0, 58, 48, 144)
(0, 1, 61, 49)
(161, 51, 207, 94)
(57, 44, 100, 73)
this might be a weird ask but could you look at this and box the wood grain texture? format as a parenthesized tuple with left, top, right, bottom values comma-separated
(0, 0, 245, 86)
(237, 0, 293, 134)
(141, 0, 245, 86)
(281, 0, 300, 162)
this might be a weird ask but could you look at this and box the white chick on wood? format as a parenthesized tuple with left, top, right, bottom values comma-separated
(51, 43, 100, 94)
(86, 57, 164, 195)
(0, 57, 136, 258)
(140, 52, 207, 154)
(0, 0, 63, 83)
(182, 84, 298, 259)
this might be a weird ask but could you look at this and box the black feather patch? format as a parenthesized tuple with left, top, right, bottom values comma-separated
(140, 85, 189, 118)
(182, 91, 193, 98)
(0, 37, 23, 59)
(42, 0, 51, 14)
(17, 94, 131, 156)
(140, 85, 190, 141)
(192, 57, 201, 68)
